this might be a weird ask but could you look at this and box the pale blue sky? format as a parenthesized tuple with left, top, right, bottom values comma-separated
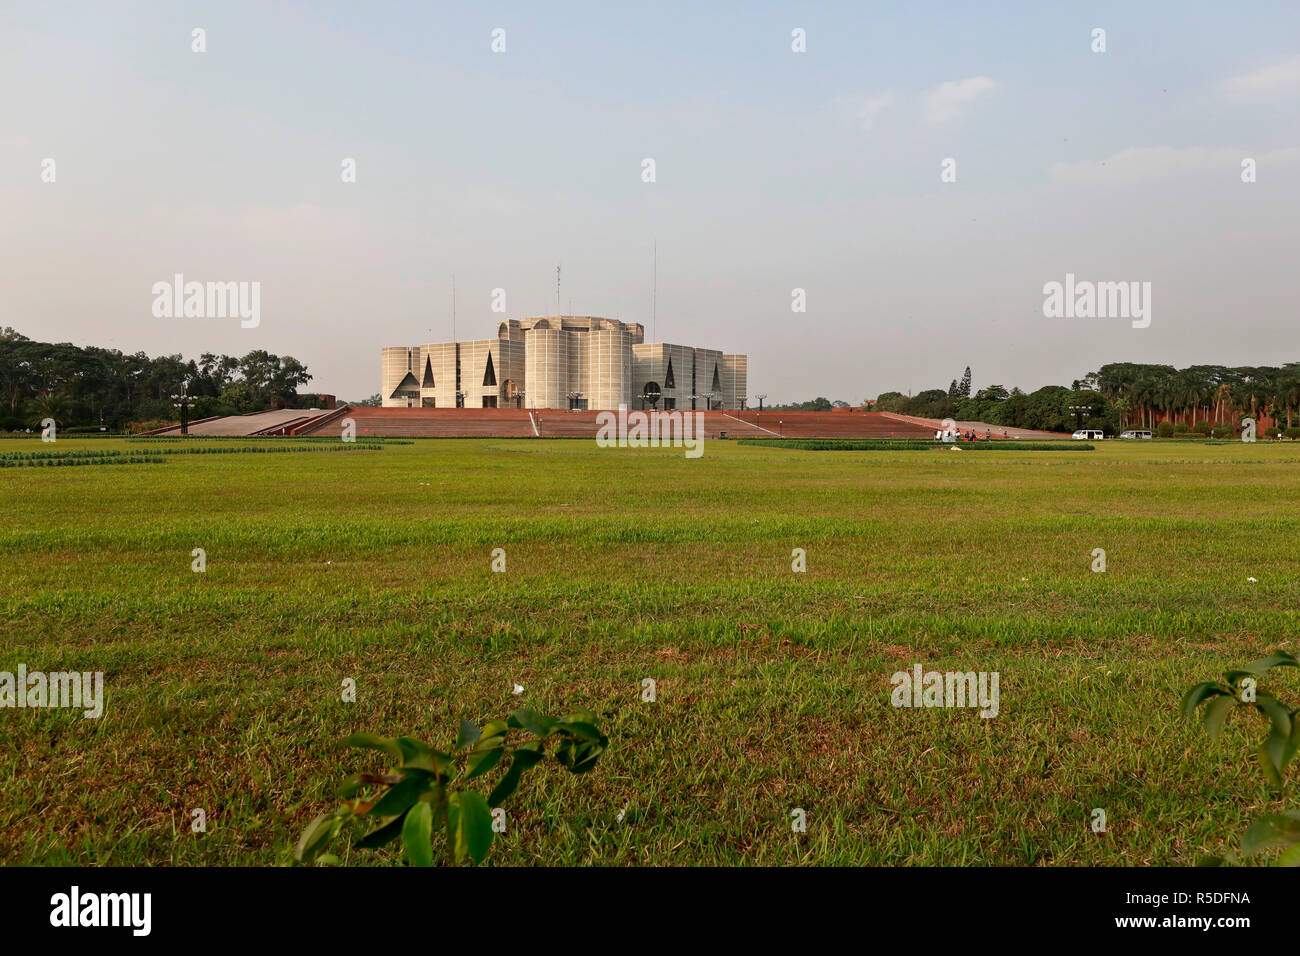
(3, 1, 1298, 401)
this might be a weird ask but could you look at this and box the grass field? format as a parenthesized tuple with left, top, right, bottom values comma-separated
(2, 436, 1298, 866)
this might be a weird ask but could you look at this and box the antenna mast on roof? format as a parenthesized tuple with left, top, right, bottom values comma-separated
(556, 264, 561, 316)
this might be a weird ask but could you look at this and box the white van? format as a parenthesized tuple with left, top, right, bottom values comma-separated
(1072, 429, 1105, 440)
(1119, 429, 1152, 440)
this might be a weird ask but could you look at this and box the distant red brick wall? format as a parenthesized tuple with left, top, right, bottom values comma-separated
(1150, 409, 1278, 431)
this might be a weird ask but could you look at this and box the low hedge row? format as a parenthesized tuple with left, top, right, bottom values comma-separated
(123, 436, 411, 444)
(0, 449, 123, 461)
(0, 456, 164, 468)
(147, 444, 385, 455)
(737, 438, 1094, 451)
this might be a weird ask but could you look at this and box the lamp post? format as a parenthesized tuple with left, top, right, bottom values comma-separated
(1068, 404, 1092, 430)
(171, 381, 192, 436)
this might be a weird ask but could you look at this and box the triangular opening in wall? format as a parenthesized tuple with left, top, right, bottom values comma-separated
(422, 357, 435, 388)
(390, 372, 419, 398)
(665, 357, 676, 389)
(711, 363, 721, 392)
(482, 352, 497, 387)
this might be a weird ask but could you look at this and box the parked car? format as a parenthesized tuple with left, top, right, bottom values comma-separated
(1118, 429, 1153, 440)
(1072, 429, 1105, 440)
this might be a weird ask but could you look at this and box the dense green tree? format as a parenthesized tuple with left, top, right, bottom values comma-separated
(0, 330, 314, 430)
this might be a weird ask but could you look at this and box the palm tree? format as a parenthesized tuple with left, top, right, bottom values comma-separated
(27, 392, 71, 428)
(1112, 395, 1131, 429)
(1212, 382, 1232, 426)
(1132, 376, 1153, 429)
(1233, 368, 1275, 429)
(1176, 371, 1201, 428)
(1276, 369, 1300, 429)
(1187, 366, 1225, 427)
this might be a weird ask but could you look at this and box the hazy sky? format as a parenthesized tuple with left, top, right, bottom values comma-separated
(3, 1, 1298, 402)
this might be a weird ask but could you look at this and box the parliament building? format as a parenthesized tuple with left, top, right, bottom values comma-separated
(382, 316, 747, 411)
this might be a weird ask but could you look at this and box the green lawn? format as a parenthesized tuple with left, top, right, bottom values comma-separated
(2, 436, 1298, 865)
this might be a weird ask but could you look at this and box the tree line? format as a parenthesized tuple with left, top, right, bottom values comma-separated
(875, 362, 1300, 435)
(8, 326, 1299, 437)
(0, 327, 312, 432)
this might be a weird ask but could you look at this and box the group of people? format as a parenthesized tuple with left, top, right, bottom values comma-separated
(935, 427, 993, 442)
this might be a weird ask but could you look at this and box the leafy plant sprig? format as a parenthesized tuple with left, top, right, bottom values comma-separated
(295, 707, 608, 866)
(1182, 651, 1300, 787)
(1182, 650, 1300, 866)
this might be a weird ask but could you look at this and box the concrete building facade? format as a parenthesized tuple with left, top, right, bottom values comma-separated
(382, 316, 747, 411)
